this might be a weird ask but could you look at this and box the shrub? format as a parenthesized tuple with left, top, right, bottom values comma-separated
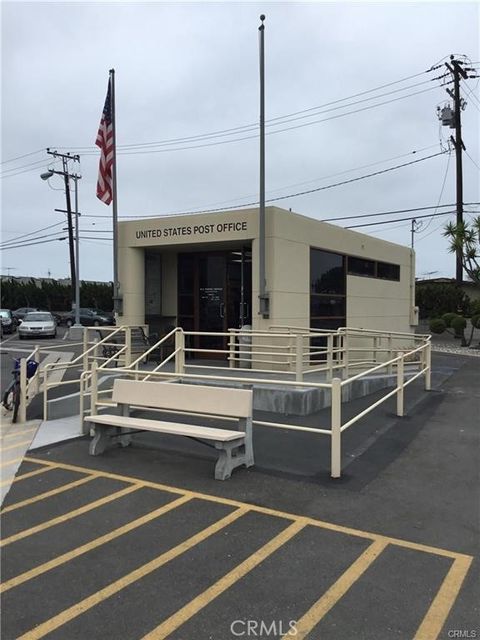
(442, 312, 458, 328)
(470, 299, 480, 316)
(415, 282, 470, 319)
(451, 316, 467, 332)
(471, 314, 480, 329)
(430, 318, 446, 334)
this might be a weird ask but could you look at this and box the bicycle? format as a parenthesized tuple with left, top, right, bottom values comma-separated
(2, 358, 38, 423)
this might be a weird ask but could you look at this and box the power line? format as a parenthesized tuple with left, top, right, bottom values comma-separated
(0, 221, 65, 246)
(60, 67, 437, 154)
(0, 149, 44, 166)
(345, 210, 456, 229)
(99, 85, 448, 157)
(416, 151, 452, 235)
(0, 230, 67, 248)
(321, 201, 466, 223)
(0, 237, 66, 250)
(82, 151, 449, 220)
(464, 149, 480, 170)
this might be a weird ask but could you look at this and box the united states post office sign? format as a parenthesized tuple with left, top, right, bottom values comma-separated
(133, 219, 251, 243)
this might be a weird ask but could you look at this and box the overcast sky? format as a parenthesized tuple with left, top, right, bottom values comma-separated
(1, 1, 479, 283)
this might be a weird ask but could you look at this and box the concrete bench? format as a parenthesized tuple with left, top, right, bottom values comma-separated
(85, 379, 254, 480)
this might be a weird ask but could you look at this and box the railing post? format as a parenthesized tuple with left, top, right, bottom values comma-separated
(229, 329, 236, 369)
(175, 330, 185, 375)
(295, 334, 303, 382)
(326, 333, 333, 382)
(387, 335, 393, 375)
(125, 326, 132, 367)
(32, 345, 40, 394)
(43, 367, 48, 420)
(425, 341, 432, 391)
(373, 336, 378, 364)
(331, 377, 342, 478)
(19, 358, 27, 423)
(83, 328, 89, 373)
(396, 351, 404, 417)
(90, 362, 98, 417)
(343, 331, 349, 380)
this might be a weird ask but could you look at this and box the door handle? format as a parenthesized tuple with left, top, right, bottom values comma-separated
(219, 303, 225, 319)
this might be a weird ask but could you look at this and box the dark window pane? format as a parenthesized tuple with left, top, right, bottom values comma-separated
(377, 262, 400, 281)
(178, 254, 194, 293)
(310, 295, 346, 318)
(310, 249, 345, 294)
(178, 295, 194, 315)
(311, 318, 346, 331)
(348, 256, 376, 277)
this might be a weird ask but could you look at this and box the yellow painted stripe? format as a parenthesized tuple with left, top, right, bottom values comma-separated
(0, 465, 53, 488)
(1, 485, 140, 547)
(2, 475, 98, 513)
(18, 507, 247, 640)
(283, 539, 388, 640)
(1, 495, 192, 593)
(0, 439, 33, 453)
(1, 427, 38, 440)
(142, 519, 306, 640)
(25, 457, 473, 562)
(414, 555, 474, 640)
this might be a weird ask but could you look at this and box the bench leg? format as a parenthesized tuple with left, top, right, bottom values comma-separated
(116, 427, 132, 448)
(214, 439, 250, 480)
(89, 425, 110, 456)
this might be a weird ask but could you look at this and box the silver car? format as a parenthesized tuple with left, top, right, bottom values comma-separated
(18, 312, 57, 339)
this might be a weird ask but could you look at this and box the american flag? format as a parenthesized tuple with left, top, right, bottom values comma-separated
(95, 79, 114, 205)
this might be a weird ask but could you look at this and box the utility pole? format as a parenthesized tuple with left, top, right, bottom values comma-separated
(445, 57, 468, 284)
(439, 56, 478, 284)
(43, 150, 81, 325)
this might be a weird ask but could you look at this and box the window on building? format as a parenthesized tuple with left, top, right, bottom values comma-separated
(347, 256, 376, 277)
(310, 249, 346, 359)
(377, 261, 400, 281)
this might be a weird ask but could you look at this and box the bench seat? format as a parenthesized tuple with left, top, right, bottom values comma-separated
(84, 414, 246, 442)
(86, 379, 254, 480)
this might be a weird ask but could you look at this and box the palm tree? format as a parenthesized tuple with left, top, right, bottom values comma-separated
(443, 216, 480, 284)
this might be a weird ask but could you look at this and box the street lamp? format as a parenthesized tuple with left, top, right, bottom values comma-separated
(40, 161, 81, 328)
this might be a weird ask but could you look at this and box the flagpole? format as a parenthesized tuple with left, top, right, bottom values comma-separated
(109, 68, 120, 317)
(258, 14, 269, 318)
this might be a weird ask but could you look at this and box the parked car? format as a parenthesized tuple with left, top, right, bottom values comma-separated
(18, 312, 57, 339)
(64, 308, 114, 327)
(13, 307, 40, 321)
(0, 309, 17, 334)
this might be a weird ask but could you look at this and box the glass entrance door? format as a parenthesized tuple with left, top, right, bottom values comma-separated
(177, 248, 251, 358)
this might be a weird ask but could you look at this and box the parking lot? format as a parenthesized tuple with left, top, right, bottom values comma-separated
(1, 349, 478, 639)
(1, 453, 474, 640)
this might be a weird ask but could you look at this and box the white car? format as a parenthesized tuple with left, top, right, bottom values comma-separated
(18, 312, 57, 339)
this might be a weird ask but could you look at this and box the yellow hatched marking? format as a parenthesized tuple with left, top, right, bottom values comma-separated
(414, 555, 474, 640)
(2, 475, 97, 513)
(283, 539, 388, 639)
(0, 439, 33, 453)
(1, 427, 38, 440)
(18, 507, 247, 640)
(1, 485, 140, 547)
(142, 519, 306, 640)
(24, 457, 473, 562)
(0, 465, 53, 488)
(1, 495, 192, 593)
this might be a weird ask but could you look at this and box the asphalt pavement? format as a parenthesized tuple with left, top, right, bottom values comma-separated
(1, 351, 478, 639)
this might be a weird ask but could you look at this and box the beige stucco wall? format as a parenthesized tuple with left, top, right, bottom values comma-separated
(118, 206, 414, 334)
